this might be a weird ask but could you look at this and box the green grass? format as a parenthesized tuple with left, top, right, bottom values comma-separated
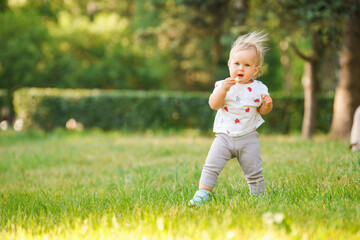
(0, 129, 359, 239)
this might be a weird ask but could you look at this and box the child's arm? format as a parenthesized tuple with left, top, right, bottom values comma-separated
(209, 77, 236, 110)
(258, 94, 273, 114)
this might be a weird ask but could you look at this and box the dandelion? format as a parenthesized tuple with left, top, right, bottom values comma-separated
(226, 231, 235, 239)
(274, 213, 284, 224)
(262, 212, 274, 226)
(262, 212, 286, 227)
(112, 215, 119, 229)
(156, 217, 164, 231)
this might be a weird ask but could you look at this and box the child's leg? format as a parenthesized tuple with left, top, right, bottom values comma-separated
(199, 183, 212, 191)
(199, 133, 233, 189)
(189, 134, 232, 205)
(236, 131, 265, 195)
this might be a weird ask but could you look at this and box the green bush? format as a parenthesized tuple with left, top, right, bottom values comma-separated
(13, 88, 334, 133)
(13, 88, 214, 132)
(261, 95, 333, 134)
(0, 9, 49, 90)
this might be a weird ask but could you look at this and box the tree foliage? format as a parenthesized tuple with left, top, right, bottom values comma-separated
(1, 0, 360, 136)
(0, 0, 287, 93)
(0, 9, 49, 90)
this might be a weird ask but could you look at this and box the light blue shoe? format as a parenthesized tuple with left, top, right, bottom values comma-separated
(188, 190, 211, 206)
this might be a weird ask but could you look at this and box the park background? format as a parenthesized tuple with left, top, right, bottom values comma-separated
(0, 0, 359, 138)
(1, 0, 360, 240)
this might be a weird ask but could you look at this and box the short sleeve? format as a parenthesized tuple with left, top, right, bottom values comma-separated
(256, 81, 269, 96)
(212, 80, 224, 94)
(263, 84, 269, 96)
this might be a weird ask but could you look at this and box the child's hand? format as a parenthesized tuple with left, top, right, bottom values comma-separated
(221, 77, 236, 92)
(258, 94, 273, 114)
(261, 94, 272, 107)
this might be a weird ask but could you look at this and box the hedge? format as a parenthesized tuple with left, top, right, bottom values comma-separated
(13, 88, 334, 133)
(13, 88, 214, 132)
(261, 95, 333, 134)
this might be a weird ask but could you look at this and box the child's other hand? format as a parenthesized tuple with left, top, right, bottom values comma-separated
(261, 94, 273, 107)
(258, 94, 273, 115)
(221, 77, 236, 92)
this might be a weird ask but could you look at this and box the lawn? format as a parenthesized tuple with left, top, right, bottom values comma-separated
(0, 129, 359, 239)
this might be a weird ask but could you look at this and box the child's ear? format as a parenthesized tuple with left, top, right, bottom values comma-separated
(254, 66, 260, 75)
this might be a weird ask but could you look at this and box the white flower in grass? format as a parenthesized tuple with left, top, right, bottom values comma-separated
(262, 212, 285, 226)
(227, 231, 235, 239)
(112, 215, 119, 229)
(261, 232, 275, 240)
(262, 212, 274, 226)
(156, 217, 165, 231)
(274, 213, 284, 224)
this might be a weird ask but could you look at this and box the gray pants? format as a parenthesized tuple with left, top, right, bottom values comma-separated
(199, 131, 265, 195)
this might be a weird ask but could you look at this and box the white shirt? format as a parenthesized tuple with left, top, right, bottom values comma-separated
(212, 80, 269, 137)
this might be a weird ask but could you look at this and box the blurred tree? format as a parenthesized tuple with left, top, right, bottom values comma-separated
(0, 0, 8, 12)
(136, 0, 252, 91)
(0, 9, 49, 115)
(330, 3, 360, 140)
(260, 0, 349, 139)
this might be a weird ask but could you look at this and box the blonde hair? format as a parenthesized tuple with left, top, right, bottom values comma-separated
(229, 31, 269, 78)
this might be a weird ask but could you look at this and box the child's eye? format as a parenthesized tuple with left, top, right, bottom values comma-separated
(245, 64, 250, 67)
(235, 63, 240, 66)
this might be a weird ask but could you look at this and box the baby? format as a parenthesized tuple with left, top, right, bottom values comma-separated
(189, 31, 273, 206)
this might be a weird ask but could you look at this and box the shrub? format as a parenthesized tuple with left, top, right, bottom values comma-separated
(0, 9, 49, 90)
(13, 88, 334, 133)
(13, 88, 214, 132)
(261, 95, 333, 134)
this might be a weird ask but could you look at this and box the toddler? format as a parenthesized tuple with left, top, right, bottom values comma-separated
(189, 31, 273, 206)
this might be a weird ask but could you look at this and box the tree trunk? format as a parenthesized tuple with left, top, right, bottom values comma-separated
(330, 11, 360, 140)
(87, 1, 96, 21)
(233, 0, 248, 26)
(301, 62, 319, 139)
(211, 31, 222, 66)
(297, 31, 322, 139)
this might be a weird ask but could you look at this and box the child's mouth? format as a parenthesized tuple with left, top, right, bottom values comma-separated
(237, 74, 244, 77)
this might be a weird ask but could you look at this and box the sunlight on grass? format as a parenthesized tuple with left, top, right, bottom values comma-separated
(0, 130, 359, 239)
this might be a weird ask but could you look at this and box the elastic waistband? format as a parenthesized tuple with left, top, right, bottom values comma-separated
(216, 130, 258, 139)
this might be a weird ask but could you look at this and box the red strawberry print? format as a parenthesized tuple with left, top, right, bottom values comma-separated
(235, 119, 240, 123)
(224, 106, 228, 112)
(227, 130, 230, 134)
(248, 87, 252, 92)
(254, 99, 260, 102)
(245, 107, 250, 112)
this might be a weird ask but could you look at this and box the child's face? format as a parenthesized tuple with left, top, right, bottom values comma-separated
(228, 48, 260, 84)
